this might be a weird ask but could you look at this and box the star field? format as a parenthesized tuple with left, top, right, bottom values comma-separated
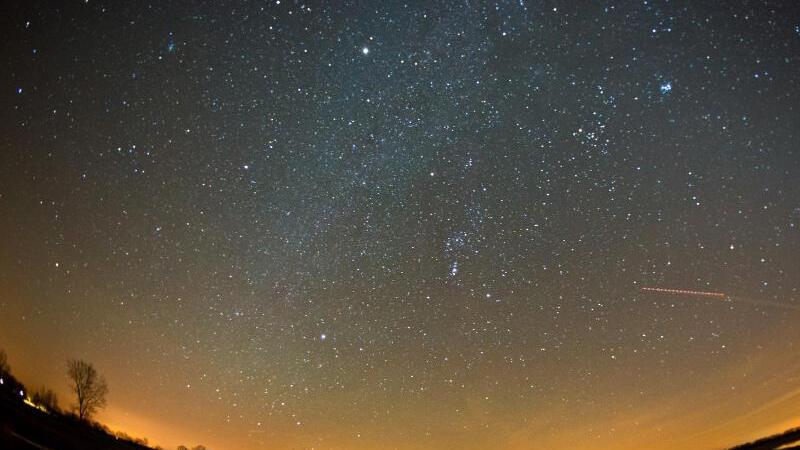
(1, 2, 799, 449)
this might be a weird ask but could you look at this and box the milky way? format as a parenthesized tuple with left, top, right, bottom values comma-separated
(1, 2, 799, 449)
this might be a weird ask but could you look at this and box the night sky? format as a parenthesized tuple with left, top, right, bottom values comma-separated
(1, 1, 800, 449)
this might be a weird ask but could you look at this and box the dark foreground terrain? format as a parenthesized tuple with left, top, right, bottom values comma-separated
(0, 392, 151, 450)
(728, 427, 800, 450)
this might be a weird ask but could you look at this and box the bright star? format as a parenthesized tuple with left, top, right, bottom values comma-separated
(449, 261, 458, 277)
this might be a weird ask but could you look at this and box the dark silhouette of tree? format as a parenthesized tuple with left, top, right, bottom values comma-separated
(0, 349, 9, 376)
(0, 349, 26, 401)
(177, 446, 190, 450)
(66, 358, 108, 420)
(32, 386, 60, 412)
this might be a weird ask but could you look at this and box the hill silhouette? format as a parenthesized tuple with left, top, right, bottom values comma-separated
(727, 426, 800, 450)
(0, 373, 154, 450)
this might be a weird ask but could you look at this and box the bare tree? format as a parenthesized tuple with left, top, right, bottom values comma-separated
(66, 359, 108, 420)
(32, 386, 60, 412)
(0, 349, 9, 376)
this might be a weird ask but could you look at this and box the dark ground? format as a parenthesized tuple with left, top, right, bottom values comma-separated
(727, 427, 800, 450)
(0, 392, 152, 450)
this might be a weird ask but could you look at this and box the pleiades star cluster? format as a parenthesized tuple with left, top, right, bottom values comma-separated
(1, 2, 798, 449)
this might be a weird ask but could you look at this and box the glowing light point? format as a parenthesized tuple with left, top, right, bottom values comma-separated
(361, 47, 369, 55)
(660, 82, 672, 94)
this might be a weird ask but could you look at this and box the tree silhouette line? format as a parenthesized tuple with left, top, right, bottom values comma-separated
(1, 348, 210, 450)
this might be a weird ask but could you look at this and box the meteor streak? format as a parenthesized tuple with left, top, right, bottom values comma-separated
(641, 287, 800, 310)
(640, 287, 726, 298)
